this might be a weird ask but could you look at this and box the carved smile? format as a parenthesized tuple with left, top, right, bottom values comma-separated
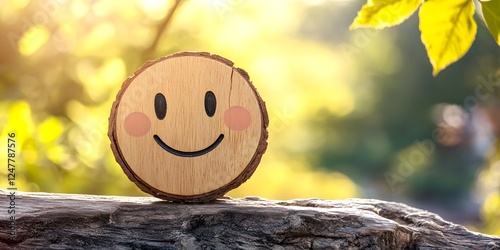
(153, 134, 224, 157)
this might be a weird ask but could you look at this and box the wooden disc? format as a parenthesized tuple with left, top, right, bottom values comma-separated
(108, 52, 269, 202)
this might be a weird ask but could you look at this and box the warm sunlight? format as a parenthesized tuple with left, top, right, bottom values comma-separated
(1, 0, 499, 238)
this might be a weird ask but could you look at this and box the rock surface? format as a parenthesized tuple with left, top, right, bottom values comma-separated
(0, 190, 499, 249)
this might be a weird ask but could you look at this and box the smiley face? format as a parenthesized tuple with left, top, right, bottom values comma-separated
(151, 90, 226, 157)
(108, 52, 268, 202)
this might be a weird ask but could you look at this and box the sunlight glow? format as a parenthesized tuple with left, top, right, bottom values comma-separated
(228, 159, 359, 200)
(0, 0, 30, 23)
(139, 0, 168, 20)
(70, 0, 90, 18)
(18, 25, 50, 56)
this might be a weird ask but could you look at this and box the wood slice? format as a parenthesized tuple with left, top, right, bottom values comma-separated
(108, 52, 269, 202)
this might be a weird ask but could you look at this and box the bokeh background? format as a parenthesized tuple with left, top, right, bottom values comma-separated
(0, 0, 499, 235)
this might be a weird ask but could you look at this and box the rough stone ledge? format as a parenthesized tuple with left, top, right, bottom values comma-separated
(0, 190, 499, 249)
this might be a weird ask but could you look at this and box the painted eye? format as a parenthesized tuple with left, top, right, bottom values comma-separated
(204, 91, 216, 117)
(154, 93, 167, 120)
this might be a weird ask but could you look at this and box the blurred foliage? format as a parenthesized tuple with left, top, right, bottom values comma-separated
(479, 140, 500, 235)
(351, 0, 499, 76)
(0, 0, 498, 236)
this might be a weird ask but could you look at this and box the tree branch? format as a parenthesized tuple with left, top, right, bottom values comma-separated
(142, 0, 184, 61)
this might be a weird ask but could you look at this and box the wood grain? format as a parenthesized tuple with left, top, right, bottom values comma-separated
(1, 191, 499, 249)
(108, 52, 268, 202)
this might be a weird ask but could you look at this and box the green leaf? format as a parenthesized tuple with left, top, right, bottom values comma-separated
(481, 0, 500, 46)
(419, 0, 477, 76)
(350, 0, 422, 30)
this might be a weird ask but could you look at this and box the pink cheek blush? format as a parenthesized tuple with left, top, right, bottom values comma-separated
(224, 106, 251, 131)
(124, 112, 151, 137)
